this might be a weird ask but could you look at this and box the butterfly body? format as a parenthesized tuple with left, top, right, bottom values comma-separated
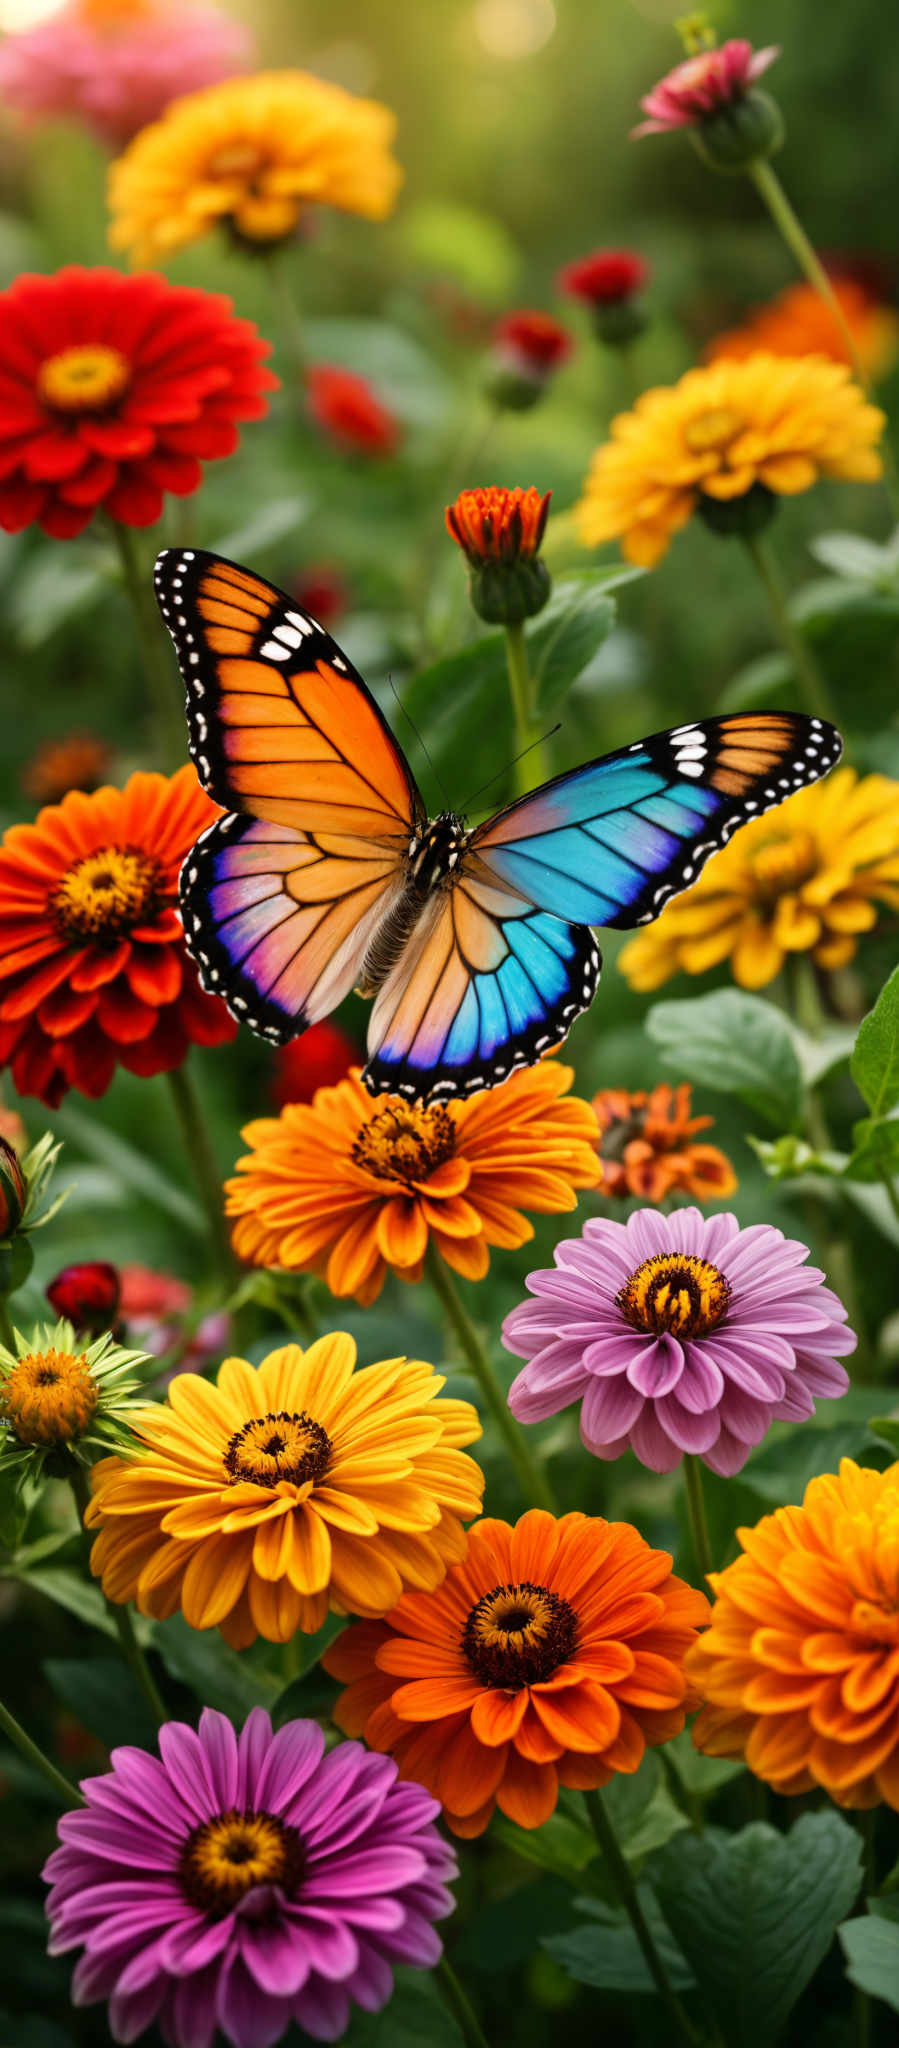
(154, 547, 842, 1104)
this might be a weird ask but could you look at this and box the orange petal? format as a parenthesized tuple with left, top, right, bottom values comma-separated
(436, 1719, 509, 1816)
(470, 1688, 529, 1746)
(496, 1750, 558, 1829)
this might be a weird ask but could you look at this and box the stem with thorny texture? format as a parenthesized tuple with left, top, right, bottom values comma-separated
(0, 1695, 85, 1808)
(425, 1243, 558, 1513)
(111, 518, 186, 767)
(683, 1455, 714, 1586)
(744, 531, 837, 724)
(583, 1787, 701, 2046)
(503, 621, 546, 797)
(166, 1062, 237, 1284)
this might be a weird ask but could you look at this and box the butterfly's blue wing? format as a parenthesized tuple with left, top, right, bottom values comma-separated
(363, 867, 600, 1099)
(472, 713, 841, 928)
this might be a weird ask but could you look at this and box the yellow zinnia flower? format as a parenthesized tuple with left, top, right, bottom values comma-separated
(108, 70, 403, 264)
(575, 353, 884, 567)
(618, 768, 899, 992)
(84, 1336, 484, 1646)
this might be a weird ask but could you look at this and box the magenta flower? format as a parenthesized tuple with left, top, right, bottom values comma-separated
(633, 39, 779, 136)
(503, 1207, 854, 1477)
(43, 1707, 457, 2047)
(0, 0, 251, 150)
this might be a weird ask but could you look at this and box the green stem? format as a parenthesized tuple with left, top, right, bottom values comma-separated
(744, 532, 837, 724)
(683, 1455, 714, 1585)
(111, 519, 185, 767)
(747, 162, 867, 385)
(583, 1787, 701, 2047)
(166, 1063, 237, 1283)
(265, 251, 307, 384)
(503, 621, 545, 796)
(436, 1957, 492, 2048)
(785, 957, 869, 1363)
(880, 1169, 899, 1227)
(70, 1467, 169, 1726)
(424, 1244, 558, 1512)
(0, 1696, 85, 1808)
(0, 1296, 16, 1349)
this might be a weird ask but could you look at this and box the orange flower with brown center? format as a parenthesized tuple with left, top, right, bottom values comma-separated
(593, 1083, 737, 1202)
(324, 1508, 709, 1836)
(687, 1459, 899, 1810)
(225, 1062, 601, 1306)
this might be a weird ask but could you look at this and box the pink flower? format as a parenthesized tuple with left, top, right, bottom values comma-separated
(503, 1207, 854, 1478)
(0, 0, 252, 149)
(118, 1263, 228, 1377)
(633, 39, 779, 137)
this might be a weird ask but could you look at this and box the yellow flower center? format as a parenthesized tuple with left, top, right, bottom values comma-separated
(617, 1253, 730, 1340)
(223, 1410, 332, 1490)
(461, 1580, 578, 1689)
(683, 405, 743, 454)
(351, 1101, 456, 1188)
(206, 142, 265, 181)
(37, 345, 131, 416)
(1, 1348, 98, 1447)
(749, 829, 818, 903)
(178, 1809, 304, 1916)
(52, 846, 160, 945)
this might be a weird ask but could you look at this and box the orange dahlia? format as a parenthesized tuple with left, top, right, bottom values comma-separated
(324, 1508, 709, 1837)
(0, 766, 236, 1106)
(706, 276, 899, 384)
(84, 1335, 484, 1646)
(688, 1459, 899, 1810)
(225, 1063, 601, 1307)
(593, 1084, 737, 1202)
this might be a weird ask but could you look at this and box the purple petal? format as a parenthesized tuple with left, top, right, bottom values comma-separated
(717, 1385, 774, 1444)
(793, 1352, 851, 1395)
(292, 1745, 395, 1850)
(158, 1914, 234, 1976)
(198, 1709, 239, 1810)
(171, 1962, 221, 2048)
(157, 1723, 220, 1822)
(654, 1393, 721, 1454)
(214, 1951, 292, 2048)
(301, 1846, 427, 1899)
(237, 1916, 317, 1996)
(580, 1373, 645, 1445)
(676, 1346, 724, 1413)
(703, 1426, 754, 1477)
(629, 1407, 684, 1473)
(109, 1972, 167, 2044)
(89, 1750, 193, 1836)
(343, 1942, 394, 2012)
(292, 1976, 352, 2043)
(252, 1719, 324, 1815)
(627, 1335, 684, 1397)
(583, 1336, 642, 1376)
(236, 1708, 274, 1808)
(507, 1359, 588, 1424)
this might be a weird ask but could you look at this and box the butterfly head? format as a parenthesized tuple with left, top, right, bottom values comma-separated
(408, 812, 467, 891)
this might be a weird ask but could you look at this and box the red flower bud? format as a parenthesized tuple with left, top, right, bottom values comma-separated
(306, 365, 401, 456)
(558, 250, 649, 306)
(46, 1260, 120, 1331)
(0, 1138, 26, 1239)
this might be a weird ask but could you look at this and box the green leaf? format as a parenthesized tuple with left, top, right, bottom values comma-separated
(43, 1656, 158, 1752)
(9, 547, 111, 649)
(793, 1023, 857, 1089)
(809, 529, 899, 586)
(647, 991, 803, 1130)
(7, 1564, 116, 1637)
(845, 1114, 899, 1181)
(0, 1464, 29, 1553)
(52, 1102, 205, 1235)
(739, 1421, 877, 1506)
(851, 968, 899, 1118)
(663, 1728, 746, 1798)
(603, 1751, 688, 1861)
(531, 568, 641, 714)
(339, 1967, 466, 2048)
(544, 1888, 695, 1993)
(839, 1912, 899, 2014)
(491, 1806, 596, 1879)
(153, 1613, 281, 1722)
(651, 1813, 863, 2046)
(867, 1415, 899, 1454)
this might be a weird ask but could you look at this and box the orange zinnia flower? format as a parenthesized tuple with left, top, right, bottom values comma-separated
(323, 1508, 709, 1836)
(85, 1335, 485, 1647)
(706, 276, 899, 384)
(593, 1083, 737, 1202)
(687, 1459, 899, 1810)
(225, 1062, 601, 1307)
(0, 766, 235, 1106)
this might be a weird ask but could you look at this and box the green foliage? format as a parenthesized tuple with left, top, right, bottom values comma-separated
(339, 1969, 467, 2048)
(851, 967, 899, 1118)
(650, 1814, 863, 2045)
(838, 1904, 899, 2015)
(545, 1888, 695, 1994)
(43, 1657, 158, 1753)
(647, 990, 803, 1129)
(153, 1614, 281, 1723)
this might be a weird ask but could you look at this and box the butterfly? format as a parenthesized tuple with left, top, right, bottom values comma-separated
(153, 548, 841, 1103)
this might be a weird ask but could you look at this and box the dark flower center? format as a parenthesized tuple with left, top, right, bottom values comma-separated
(461, 1580, 578, 1688)
(617, 1252, 730, 1339)
(52, 845, 160, 946)
(223, 1410, 331, 1489)
(178, 1809, 304, 1916)
(352, 1101, 456, 1188)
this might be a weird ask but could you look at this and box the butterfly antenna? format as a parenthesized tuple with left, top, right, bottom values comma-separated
(387, 677, 451, 810)
(460, 725, 561, 814)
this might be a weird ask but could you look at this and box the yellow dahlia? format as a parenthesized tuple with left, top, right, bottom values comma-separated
(618, 768, 899, 992)
(687, 1460, 899, 1809)
(575, 353, 884, 567)
(84, 1336, 484, 1646)
(108, 70, 402, 264)
(225, 1063, 601, 1308)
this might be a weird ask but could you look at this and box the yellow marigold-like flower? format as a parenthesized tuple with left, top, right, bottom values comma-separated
(84, 1335, 485, 1646)
(687, 1459, 899, 1810)
(108, 70, 403, 264)
(618, 768, 899, 992)
(575, 353, 884, 567)
(706, 276, 899, 385)
(225, 1063, 602, 1308)
(0, 1318, 147, 1480)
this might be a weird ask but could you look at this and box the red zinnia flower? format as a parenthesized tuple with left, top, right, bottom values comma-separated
(272, 1020, 358, 1107)
(46, 1261, 121, 1332)
(493, 310, 573, 376)
(558, 250, 649, 307)
(306, 365, 400, 456)
(0, 766, 236, 1107)
(0, 266, 276, 539)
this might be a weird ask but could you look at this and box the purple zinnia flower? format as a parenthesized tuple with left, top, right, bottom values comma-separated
(43, 1707, 457, 2048)
(502, 1207, 854, 1477)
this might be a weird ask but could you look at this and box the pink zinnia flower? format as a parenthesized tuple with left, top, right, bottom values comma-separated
(633, 39, 779, 137)
(503, 1208, 854, 1477)
(0, 0, 251, 150)
(44, 1707, 457, 2048)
